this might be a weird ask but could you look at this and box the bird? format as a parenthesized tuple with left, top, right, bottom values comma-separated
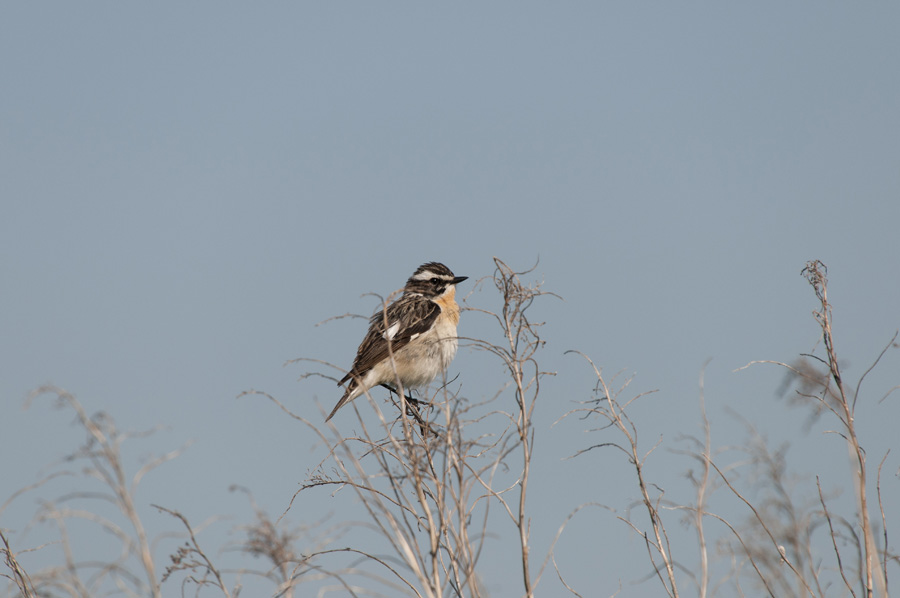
(326, 262, 468, 422)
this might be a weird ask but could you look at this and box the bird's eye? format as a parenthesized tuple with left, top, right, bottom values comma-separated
(430, 277, 440, 284)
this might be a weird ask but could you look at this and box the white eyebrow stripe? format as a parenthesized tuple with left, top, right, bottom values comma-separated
(413, 271, 453, 281)
(383, 321, 401, 340)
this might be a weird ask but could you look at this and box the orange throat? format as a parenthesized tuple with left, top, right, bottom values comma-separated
(434, 286, 461, 325)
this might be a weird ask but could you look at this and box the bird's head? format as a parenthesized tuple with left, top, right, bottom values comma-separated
(404, 262, 468, 299)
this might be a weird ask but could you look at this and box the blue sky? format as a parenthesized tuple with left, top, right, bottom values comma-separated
(2, 3, 899, 596)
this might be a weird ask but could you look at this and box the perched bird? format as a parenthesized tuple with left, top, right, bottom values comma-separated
(326, 262, 468, 422)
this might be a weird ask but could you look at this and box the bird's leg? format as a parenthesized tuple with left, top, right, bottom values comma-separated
(380, 384, 430, 436)
(379, 383, 420, 406)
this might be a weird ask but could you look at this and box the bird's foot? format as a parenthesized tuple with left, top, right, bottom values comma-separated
(380, 384, 435, 437)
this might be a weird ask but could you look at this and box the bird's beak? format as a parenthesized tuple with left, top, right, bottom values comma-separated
(452, 276, 468, 285)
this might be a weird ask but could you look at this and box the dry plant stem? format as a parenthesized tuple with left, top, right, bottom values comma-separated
(817, 476, 856, 598)
(552, 553, 584, 598)
(706, 457, 816, 598)
(490, 258, 546, 598)
(1, 529, 37, 598)
(153, 505, 231, 598)
(229, 485, 313, 598)
(26, 386, 162, 598)
(696, 365, 712, 598)
(41, 502, 91, 597)
(461, 260, 548, 596)
(502, 287, 532, 597)
(876, 452, 890, 597)
(408, 424, 441, 598)
(312, 387, 478, 598)
(703, 510, 777, 598)
(613, 395, 677, 595)
(568, 351, 679, 598)
(803, 261, 885, 598)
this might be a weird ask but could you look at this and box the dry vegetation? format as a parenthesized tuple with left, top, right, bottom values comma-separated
(2, 259, 897, 597)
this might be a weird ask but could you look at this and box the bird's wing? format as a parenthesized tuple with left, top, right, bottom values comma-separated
(338, 298, 440, 386)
